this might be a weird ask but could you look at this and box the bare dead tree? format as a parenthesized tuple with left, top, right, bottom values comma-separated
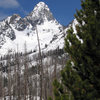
(54, 58, 57, 80)
(36, 26, 43, 100)
(13, 62, 17, 100)
(23, 42, 31, 100)
(44, 60, 49, 100)
(16, 53, 21, 100)
(2, 67, 6, 100)
(28, 76, 32, 100)
(0, 68, 3, 100)
(7, 54, 12, 100)
(23, 42, 28, 100)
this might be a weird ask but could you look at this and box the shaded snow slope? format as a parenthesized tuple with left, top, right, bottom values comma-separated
(0, 19, 63, 55)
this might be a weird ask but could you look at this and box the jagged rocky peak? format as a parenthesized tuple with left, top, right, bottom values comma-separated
(0, 15, 16, 42)
(25, 2, 55, 26)
(33, 2, 50, 12)
(8, 14, 30, 31)
(2, 14, 21, 24)
(10, 14, 21, 23)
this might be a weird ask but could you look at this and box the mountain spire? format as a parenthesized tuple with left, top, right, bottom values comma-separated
(25, 1, 54, 26)
(33, 1, 50, 11)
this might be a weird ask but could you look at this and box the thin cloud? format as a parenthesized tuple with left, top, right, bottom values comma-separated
(0, 12, 8, 20)
(0, 0, 19, 8)
(0, 0, 29, 20)
(20, 7, 29, 16)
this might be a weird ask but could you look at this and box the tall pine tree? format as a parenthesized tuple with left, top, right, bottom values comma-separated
(52, 0, 100, 100)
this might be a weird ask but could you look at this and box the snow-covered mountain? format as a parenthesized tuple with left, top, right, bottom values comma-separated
(0, 2, 78, 56)
(0, 3, 79, 99)
(0, 2, 66, 55)
(0, 2, 80, 100)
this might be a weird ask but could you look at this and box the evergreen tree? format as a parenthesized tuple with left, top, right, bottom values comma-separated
(52, 0, 100, 100)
